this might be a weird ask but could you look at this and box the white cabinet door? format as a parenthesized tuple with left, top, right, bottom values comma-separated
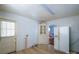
(59, 27, 69, 53)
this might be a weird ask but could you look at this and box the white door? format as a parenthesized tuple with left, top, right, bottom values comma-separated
(59, 27, 69, 53)
(54, 26, 69, 53)
(38, 23, 48, 44)
(0, 20, 16, 54)
(54, 27, 59, 50)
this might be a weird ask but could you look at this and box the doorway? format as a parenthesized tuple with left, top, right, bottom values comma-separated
(48, 26, 70, 53)
(48, 25, 55, 45)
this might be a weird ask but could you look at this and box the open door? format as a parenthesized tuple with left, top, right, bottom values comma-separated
(48, 25, 55, 45)
(0, 20, 16, 54)
(54, 27, 59, 50)
(54, 26, 69, 53)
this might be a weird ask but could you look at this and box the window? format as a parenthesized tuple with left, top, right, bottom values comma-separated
(1, 21, 15, 37)
(44, 26, 46, 34)
(40, 25, 42, 34)
(40, 25, 46, 34)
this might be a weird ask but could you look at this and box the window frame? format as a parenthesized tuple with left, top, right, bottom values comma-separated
(0, 20, 16, 37)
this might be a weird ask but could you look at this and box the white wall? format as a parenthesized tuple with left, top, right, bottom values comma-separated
(47, 15, 79, 52)
(0, 12, 38, 51)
